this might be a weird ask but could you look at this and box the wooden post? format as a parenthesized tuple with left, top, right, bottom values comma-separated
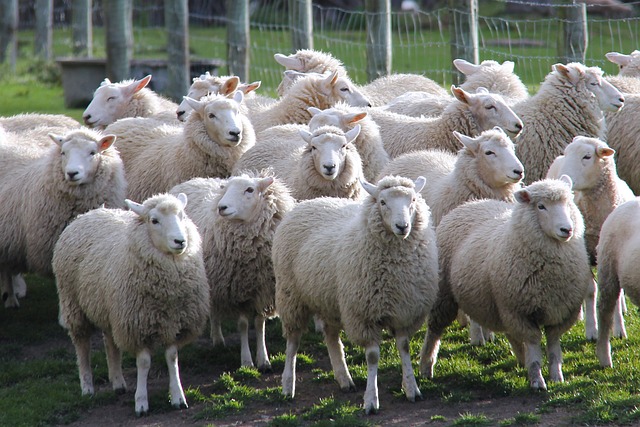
(449, 0, 478, 85)
(0, 0, 18, 70)
(289, 0, 313, 51)
(35, 0, 53, 60)
(72, 0, 93, 57)
(558, 0, 587, 64)
(104, 0, 132, 81)
(365, 0, 391, 82)
(227, 0, 249, 82)
(165, 0, 189, 102)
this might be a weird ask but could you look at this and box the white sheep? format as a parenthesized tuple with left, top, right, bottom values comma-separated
(513, 62, 624, 184)
(547, 136, 634, 340)
(420, 176, 592, 390)
(233, 124, 364, 201)
(0, 128, 126, 307)
(274, 49, 348, 96)
(368, 86, 523, 158)
(595, 197, 640, 368)
(383, 59, 529, 117)
(250, 70, 371, 135)
(0, 113, 81, 132)
(52, 193, 209, 416)
(106, 90, 255, 201)
(605, 50, 640, 93)
(273, 175, 438, 414)
(82, 75, 179, 129)
(170, 172, 296, 371)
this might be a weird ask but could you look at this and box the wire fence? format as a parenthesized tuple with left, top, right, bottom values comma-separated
(14, 0, 640, 94)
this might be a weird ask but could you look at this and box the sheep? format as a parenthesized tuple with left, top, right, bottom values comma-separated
(547, 136, 634, 340)
(52, 193, 209, 416)
(170, 172, 295, 371)
(595, 197, 640, 368)
(82, 75, 179, 129)
(274, 49, 348, 96)
(249, 70, 371, 135)
(367, 86, 523, 158)
(605, 50, 640, 93)
(273, 175, 438, 414)
(382, 59, 529, 118)
(0, 113, 81, 132)
(420, 176, 592, 391)
(306, 103, 389, 181)
(106, 90, 255, 201)
(513, 62, 624, 185)
(233, 124, 364, 201)
(0, 128, 126, 308)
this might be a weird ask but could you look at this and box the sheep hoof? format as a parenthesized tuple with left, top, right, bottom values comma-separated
(114, 387, 126, 396)
(136, 409, 149, 417)
(258, 363, 273, 374)
(174, 402, 188, 410)
(341, 382, 357, 393)
(364, 404, 379, 415)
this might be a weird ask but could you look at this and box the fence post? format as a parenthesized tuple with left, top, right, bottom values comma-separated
(165, 0, 189, 102)
(72, 0, 93, 57)
(0, 0, 18, 70)
(290, 0, 313, 51)
(557, 0, 587, 64)
(227, 0, 250, 82)
(365, 0, 391, 82)
(35, 0, 53, 60)
(104, 0, 132, 81)
(449, 0, 478, 85)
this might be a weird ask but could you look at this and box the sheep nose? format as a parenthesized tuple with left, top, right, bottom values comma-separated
(67, 171, 79, 180)
(367, 103, 372, 107)
(176, 110, 185, 118)
(619, 96, 625, 104)
(514, 122, 523, 131)
(229, 130, 240, 138)
(513, 169, 523, 177)
(560, 226, 572, 237)
(218, 205, 227, 213)
(396, 223, 409, 234)
(323, 164, 336, 174)
(174, 238, 185, 248)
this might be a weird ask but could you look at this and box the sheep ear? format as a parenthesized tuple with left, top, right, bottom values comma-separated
(360, 178, 378, 197)
(475, 87, 489, 94)
(323, 70, 340, 89)
(183, 96, 205, 115)
(308, 106, 322, 116)
(299, 129, 313, 144)
(414, 176, 426, 193)
(100, 78, 111, 87)
(125, 199, 146, 216)
(239, 80, 261, 94)
(553, 63, 579, 84)
(451, 85, 470, 104)
(274, 53, 303, 70)
(454, 131, 479, 152)
(605, 51, 631, 67)
(257, 176, 275, 193)
(98, 135, 117, 151)
(453, 58, 479, 75)
(220, 76, 240, 96)
(176, 192, 188, 209)
(125, 75, 152, 97)
(501, 61, 515, 73)
(48, 133, 65, 147)
(596, 145, 615, 158)
(345, 124, 361, 143)
(559, 174, 573, 188)
(514, 188, 531, 204)
(346, 111, 367, 124)
(493, 125, 507, 136)
(233, 90, 244, 104)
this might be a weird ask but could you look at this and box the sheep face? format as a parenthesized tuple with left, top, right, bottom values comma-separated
(83, 75, 152, 129)
(330, 76, 371, 108)
(300, 125, 361, 181)
(308, 106, 367, 132)
(606, 50, 640, 77)
(187, 91, 245, 147)
(456, 127, 524, 187)
(126, 193, 190, 255)
(515, 177, 576, 242)
(452, 86, 523, 136)
(363, 176, 426, 238)
(176, 75, 240, 121)
(554, 63, 624, 112)
(554, 136, 615, 191)
(49, 132, 117, 185)
(215, 175, 274, 221)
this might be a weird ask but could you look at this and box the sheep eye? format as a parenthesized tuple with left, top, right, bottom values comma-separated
(485, 105, 496, 111)
(246, 187, 254, 193)
(90, 151, 96, 156)
(537, 203, 546, 211)
(340, 87, 350, 92)
(485, 150, 495, 156)
(311, 145, 317, 151)
(208, 113, 216, 119)
(583, 154, 592, 160)
(151, 218, 159, 224)
(590, 81, 599, 86)
(380, 200, 386, 206)
(107, 96, 115, 101)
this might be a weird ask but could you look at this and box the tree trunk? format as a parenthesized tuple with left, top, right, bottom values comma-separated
(227, 0, 249, 81)
(557, 0, 587, 64)
(35, 0, 53, 60)
(0, 0, 18, 70)
(104, 0, 132, 81)
(289, 0, 313, 51)
(365, 0, 391, 81)
(72, 0, 93, 57)
(449, 0, 479, 85)
(165, 0, 189, 102)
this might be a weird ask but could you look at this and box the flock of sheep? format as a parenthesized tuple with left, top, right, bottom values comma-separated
(2, 47, 640, 416)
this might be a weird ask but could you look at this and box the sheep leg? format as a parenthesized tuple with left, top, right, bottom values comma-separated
(71, 333, 94, 396)
(395, 334, 421, 402)
(524, 341, 546, 390)
(282, 331, 301, 398)
(165, 345, 188, 409)
(363, 343, 380, 415)
(1, 271, 18, 308)
(544, 325, 564, 383)
(504, 333, 526, 367)
(135, 348, 152, 417)
(419, 287, 458, 378)
(612, 292, 627, 339)
(238, 315, 254, 368)
(12, 274, 27, 298)
(323, 324, 356, 392)
(210, 313, 225, 347)
(254, 315, 272, 373)
(583, 277, 598, 341)
(596, 265, 621, 368)
(469, 320, 486, 346)
(103, 332, 126, 394)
